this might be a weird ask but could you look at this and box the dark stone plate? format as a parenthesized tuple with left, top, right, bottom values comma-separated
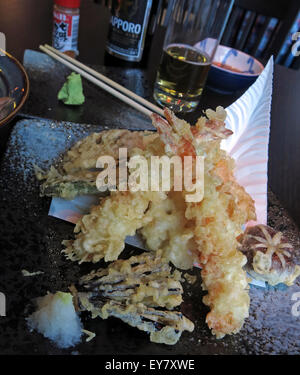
(0, 117, 300, 355)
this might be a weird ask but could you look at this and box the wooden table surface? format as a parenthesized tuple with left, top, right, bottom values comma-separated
(0, 0, 300, 227)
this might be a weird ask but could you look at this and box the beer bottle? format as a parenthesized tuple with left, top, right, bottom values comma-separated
(104, 0, 159, 67)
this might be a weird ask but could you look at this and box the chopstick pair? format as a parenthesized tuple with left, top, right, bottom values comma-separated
(39, 44, 164, 119)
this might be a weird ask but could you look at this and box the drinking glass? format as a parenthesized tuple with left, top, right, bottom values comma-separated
(153, 0, 234, 113)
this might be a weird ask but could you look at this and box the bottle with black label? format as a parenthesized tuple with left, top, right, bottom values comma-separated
(105, 0, 156, 66)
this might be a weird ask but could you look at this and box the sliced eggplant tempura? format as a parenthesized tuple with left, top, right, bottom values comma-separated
(78, 250, 183, 309)
(77, 297, 194, 345)
(73, 251, 194, 345)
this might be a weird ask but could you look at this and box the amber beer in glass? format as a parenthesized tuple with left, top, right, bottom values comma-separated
(154, 0, 234, 113)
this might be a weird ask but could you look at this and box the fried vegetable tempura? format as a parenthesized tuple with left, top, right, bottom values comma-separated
(238, 224, 300, 286)
(75, 251, 194, 345)
(37, 129, 158, 199)
(79, 250, 183, 309)
(63, 190, 165, 263)
(62, 129, 156, 174)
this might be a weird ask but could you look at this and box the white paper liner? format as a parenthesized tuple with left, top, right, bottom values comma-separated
(222, 56, 274, 225)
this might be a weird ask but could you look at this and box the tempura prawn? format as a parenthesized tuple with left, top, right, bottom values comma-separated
(151, 107, 256, 338)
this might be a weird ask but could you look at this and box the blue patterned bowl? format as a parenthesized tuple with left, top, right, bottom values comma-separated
(194, 41, 264, 94)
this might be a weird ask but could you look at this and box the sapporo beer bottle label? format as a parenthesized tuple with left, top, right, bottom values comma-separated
(106, 0, 153, 62)
(53, 10, 79, 53)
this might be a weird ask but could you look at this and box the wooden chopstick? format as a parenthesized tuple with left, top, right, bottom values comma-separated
(39, 44, 165, 118)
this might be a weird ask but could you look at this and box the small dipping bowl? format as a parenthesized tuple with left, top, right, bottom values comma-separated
(194, 40, 264, 94)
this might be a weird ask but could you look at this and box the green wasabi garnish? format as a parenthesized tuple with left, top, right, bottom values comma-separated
(58, 72, 85, 105)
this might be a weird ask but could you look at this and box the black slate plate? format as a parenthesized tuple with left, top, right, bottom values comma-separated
(0, 117, 300, 355)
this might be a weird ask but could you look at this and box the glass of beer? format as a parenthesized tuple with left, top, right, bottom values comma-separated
(153, 0, 234, 113)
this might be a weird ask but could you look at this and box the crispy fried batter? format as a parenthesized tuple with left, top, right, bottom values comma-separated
(140, 191, 197, 270)
(62, 190, 166, 263)
(37, 129, 158, 199)
(78, 295, 194, 345)
(75, 251, 194, 345)
(79, 250, 183, 309)
(63, 129, 151, 173)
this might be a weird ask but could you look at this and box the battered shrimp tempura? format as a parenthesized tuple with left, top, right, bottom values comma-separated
(151, 107, 256, 338)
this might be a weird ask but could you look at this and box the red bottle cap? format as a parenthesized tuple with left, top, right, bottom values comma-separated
(54, 0, 80, 8)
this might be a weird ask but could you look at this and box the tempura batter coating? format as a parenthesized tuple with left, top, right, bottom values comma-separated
(38, 129, 158, 199)
(63, 129, 150, 173)
(75, 251, 194, 345)
(63, 190, 165, 263)
(141, 191, 196, 270)
(78, 250, 183, 309)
